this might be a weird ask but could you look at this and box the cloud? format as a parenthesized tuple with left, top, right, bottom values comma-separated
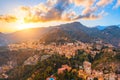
(74, 10, 107, 20)
(62, 11, 76, 21)
(0, 15, 17, 22)
(82, 7, 97, 15)
(46, 0, 58, 6)
(74, 13, 101, 20)
(114, 0, 120, 8)
(96, 0, 113, 7)
(20, 6, 30, 11)
(20, 0, 100, 23)
(71, 0, 96, 7)
(0, 0, 111, 23)
(83, 14, 101, 20)
(21, 0, 75, 23)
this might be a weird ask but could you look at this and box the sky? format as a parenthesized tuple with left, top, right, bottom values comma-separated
(0, 0, 120, 33)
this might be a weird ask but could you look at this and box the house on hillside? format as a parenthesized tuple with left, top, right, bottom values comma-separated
(83, 61, 92, 75)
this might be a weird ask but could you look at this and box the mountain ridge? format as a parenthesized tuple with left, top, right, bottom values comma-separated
(0, 22, 120, 47)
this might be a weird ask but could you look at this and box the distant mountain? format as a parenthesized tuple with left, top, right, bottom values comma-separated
(96, 26, 107, 30)
(6, 27, 53, 43)
(0, 22, 120, 47)
(40, 22, 92, 44)
(100, 25, 120, 46)
(5, 22, 92, 44)
(0, 32, 8, 46)
(117, 24, 120, 27)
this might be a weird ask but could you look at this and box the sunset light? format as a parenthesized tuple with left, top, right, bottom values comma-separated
(0, 0, 120, 80)
(17, 19, 35, 30)
(0, 0, 120, 33)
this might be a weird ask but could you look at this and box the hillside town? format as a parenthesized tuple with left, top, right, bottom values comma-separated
(8, 40, 114, 58)
(0, 40, 117, 79)
(45, 61, 119, 80)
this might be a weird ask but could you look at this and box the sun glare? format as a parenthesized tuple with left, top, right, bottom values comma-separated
(17, 19, 35, 30)
(18, 23, 35, 30)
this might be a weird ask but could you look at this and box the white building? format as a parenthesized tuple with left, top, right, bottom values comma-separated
(83, 61, 92, 75)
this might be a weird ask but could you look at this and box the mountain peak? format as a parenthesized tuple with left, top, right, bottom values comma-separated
(69, 22, 84, 26)
(59, 22, 88, 31)
(70, 22, 82, 25)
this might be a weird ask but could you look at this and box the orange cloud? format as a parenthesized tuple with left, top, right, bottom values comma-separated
(0, 15, 17, 22)
(46, 0, 58, 6)
(74, 13, 102, 21)
(20, 6, 30, 11)
(71, 0, 95, 7)
(82, 7, 97, 15)
(96, 0, 113, 7)
(20, 0, 75, 23)
(19, 0, 100, 23)
(23, 8, 75, 23)
(0, 0, 110, 23)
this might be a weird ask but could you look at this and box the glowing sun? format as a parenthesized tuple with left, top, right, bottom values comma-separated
(17, 19, 35, 30)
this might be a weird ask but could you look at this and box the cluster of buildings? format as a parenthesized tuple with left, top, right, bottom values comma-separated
(78, 61, 117, 80)
(8, 41, 100, 57)
(57, 64, 72, 74)
(0, 61, 15, 79)
(24, 55, 40, 65)
(7, 40, 119, 80)
(46, 61, 119, 80)
(24, 54, 51, 65)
